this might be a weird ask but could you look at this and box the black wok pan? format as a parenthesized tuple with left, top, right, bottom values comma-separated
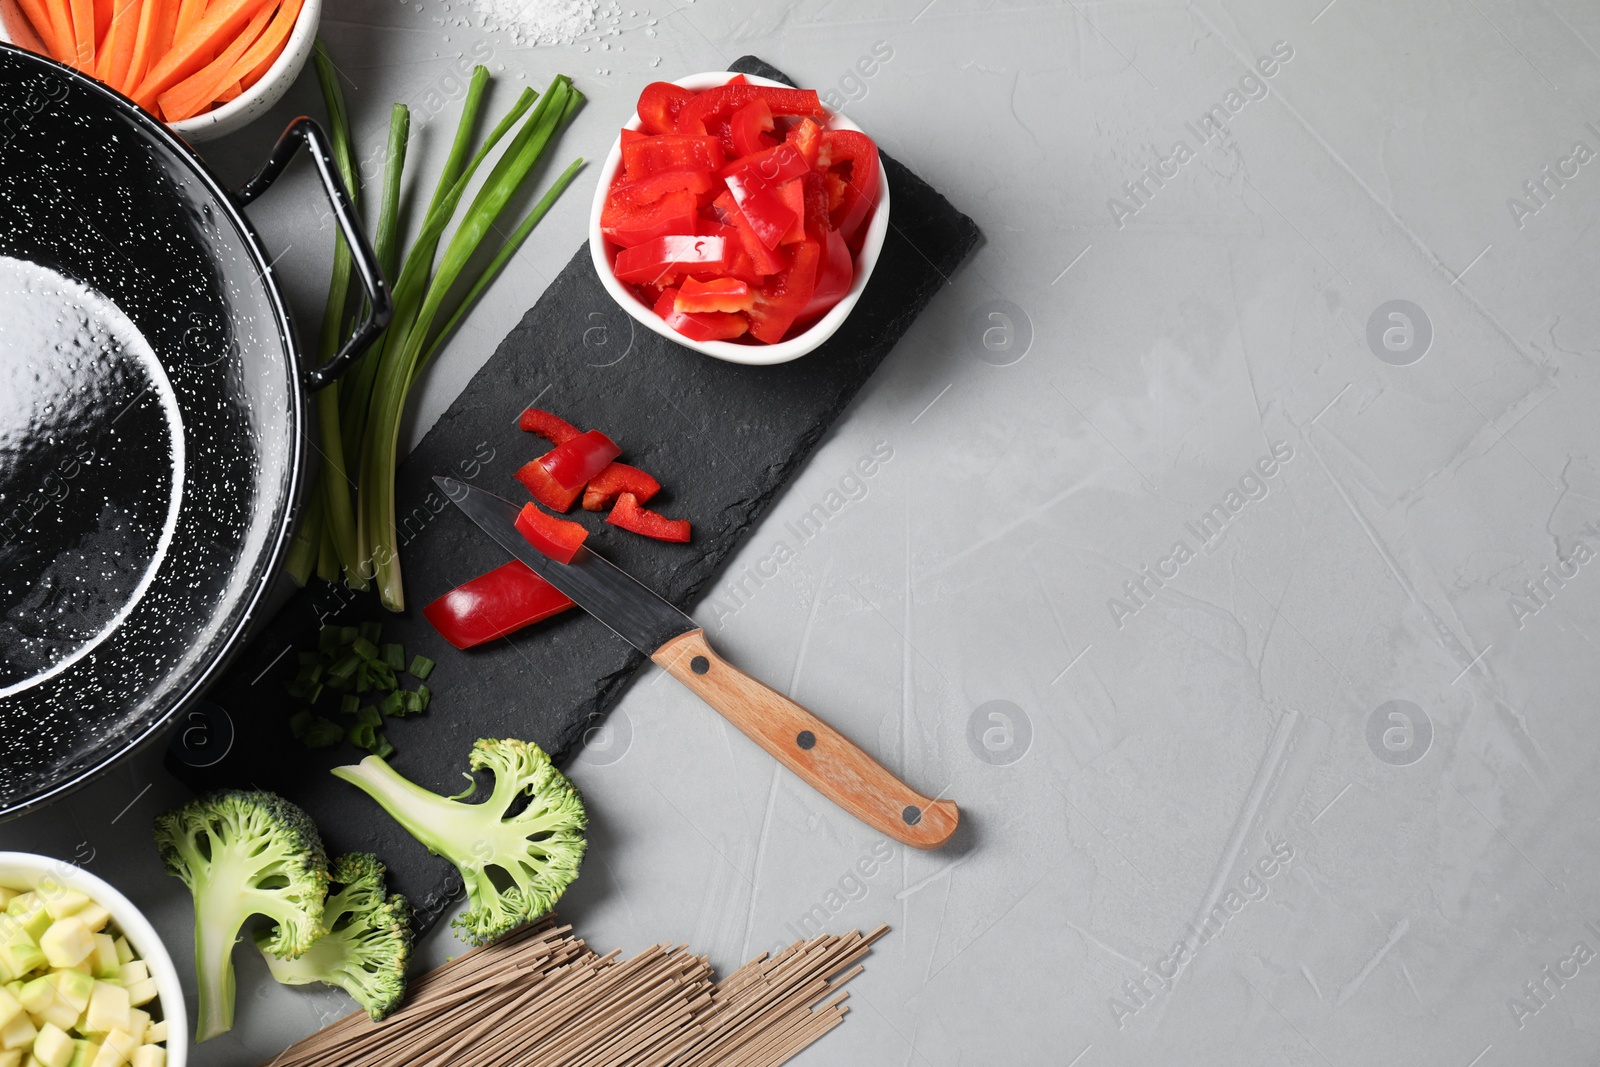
(0, 43, 389, 818)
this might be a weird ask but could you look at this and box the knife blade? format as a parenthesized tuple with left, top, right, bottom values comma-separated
(436, 476, 959, 850)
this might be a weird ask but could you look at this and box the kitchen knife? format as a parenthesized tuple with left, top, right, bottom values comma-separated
(435, 476, 959, 850)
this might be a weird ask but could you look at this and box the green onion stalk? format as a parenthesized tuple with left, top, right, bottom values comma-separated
(286, 42, 584, 607)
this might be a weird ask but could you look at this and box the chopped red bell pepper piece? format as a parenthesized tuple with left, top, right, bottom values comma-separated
(712, 190, 786, 275)
(675, 83, 827, 137)
(785, 118, 822, 168)
(719, 139, 811, 187)
(583, 462, 661, 511)
(613, 234, 734, 285)
(518, 407, 581, 444)
(747, 239, 820, 343)
(728, 96, 777, 158)
(600, 188, 698, 248)
(803, 228, 853, 320)
(515, 458, 582, 512)
(818, 129, 881, 246)
(775, 179, 806, 244)
(515, 502, 589, 564)
(676, 276, 753, 313)
(652, 287, 750, 342)
(800, 171, 831, 240)
(620, 127, 647, 144)
(608, 492, 692, 543)
(606, 167, 715, 212)
(538, 429, 622, 491)
(636, 80, 695, 135)
(622, 134, 724, 180)
(722, 172, 797, 250)
(422, 561, 575, 649)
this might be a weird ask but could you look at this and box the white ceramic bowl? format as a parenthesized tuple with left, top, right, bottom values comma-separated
(0, 0, 320, 143)
(589, 70, 893, 366)
(0, 852, 188, 1066)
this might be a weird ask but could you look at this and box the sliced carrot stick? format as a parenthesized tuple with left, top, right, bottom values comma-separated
(121, 0, 165, 92)
(12, 0, 69, 58)
(94, 0, 140, 88)
(168, 0, 201, 42)
(68, 0, 94, 68)
(215, 77, 240, 101)
(130, 0, 272, 110)
(153, 0, 270, 120)
(237, 23, 281, 86)
(220, 0, 294, 86)
(1, 0, 51, 56)
(92, 0, 109, 46)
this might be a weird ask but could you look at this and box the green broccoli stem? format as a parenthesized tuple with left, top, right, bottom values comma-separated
(192, 896, 242, 1042)
(331, 756, 467, 859)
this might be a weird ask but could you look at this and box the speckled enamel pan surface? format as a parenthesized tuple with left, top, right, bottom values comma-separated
(0, 45, 304, 818)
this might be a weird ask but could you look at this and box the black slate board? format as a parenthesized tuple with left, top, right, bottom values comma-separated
(169, 56, 980, 934)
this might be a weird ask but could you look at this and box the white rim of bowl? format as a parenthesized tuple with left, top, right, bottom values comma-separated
(589, 70, 892, 366)
(0, 852, 188, 1065)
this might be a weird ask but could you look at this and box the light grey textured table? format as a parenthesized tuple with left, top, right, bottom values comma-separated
(8, 0, 1600, 1063)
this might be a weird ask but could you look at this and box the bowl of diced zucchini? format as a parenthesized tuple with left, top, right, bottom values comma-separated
(0, 854, 182, 1067)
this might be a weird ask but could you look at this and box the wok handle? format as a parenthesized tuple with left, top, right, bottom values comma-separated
(232, 116, 392, 392)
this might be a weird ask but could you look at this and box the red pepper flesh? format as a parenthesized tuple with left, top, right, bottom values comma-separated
(583, 462, 662, 511)
(623, 134, 724, 180)
(728, 96, 777, 158)
(515, 458, 582, 512)
(600, 187, 698, 248)
(636, 80, 695, 135)
(515, 502, 589, 564)
(675, 83, 826, 137)
(803, 228, 853, 320)
(652, 287, 749, 342)
(712, 191, 786, 275)
(723, 171, 797, 250)
(818, 129, 881, 247)
(785, 118, 822, 168)
(423, 561, 575, 649)
(747, 239, 821, 343)
(719, 139, 811, 187)
(608, 492, 692, 543)
(676, 276, 753, 313)
(538, 429, 623, 491)
(613, 234, 734, 285)
(518, 407, 581, 445)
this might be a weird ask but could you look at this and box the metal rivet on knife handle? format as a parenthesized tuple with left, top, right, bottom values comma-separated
(650, 628, 960, 849)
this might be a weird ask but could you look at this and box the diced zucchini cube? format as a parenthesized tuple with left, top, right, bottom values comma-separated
(121, 1011, 145, 1048)
(121, 981, 154, 1011)
(91, 1029, 134, 1067)
(0, 1046, 19, 1067)
(0, 942, 43, 985)
(127, 1046, 161, 1067)
(39, 921, 93, 971)
(0, 1013, 36, 1051)
(109, 942, 130, 970)
(0, 893, 14, 911)
(36, 889, 87, 924)
(51, 974, 89, 1019)
(139, 1022, 162, 1047)
(87, 939, 116, 983)
(29, 1023, 71, 1067)
(71, 911, 107, 939)
(83, 986, 127, 1037)
(64, 1040, 98, 1067)
(1, 899, 33, 920)
(0, 989, 19, 1030)
(111, 963, 142, 989)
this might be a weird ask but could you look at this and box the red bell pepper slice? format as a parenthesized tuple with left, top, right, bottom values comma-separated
(538, 429, 622, 491)
(515, 502, 589, 564)
(613, 235, 734, 285)
(607, 166, 715, 210)
(722, 172, 797, 250)
(518, 407, 580, 444)
(652, 288, 750, 342)
(712, 190, 786, 274)
(601, 188, 698, 249)
(775, 179, 806, 244)
(636, 80, 695, 135)
(818, 129, 881, 246)
(720, 139, 811, 187)
(728, 96, 777, 158)
(675, 83, 827, 137)
(423, 561, 575, 650)
(747, 239, 820, 343)
(785, 118, 822, 168)
(676, 276, 753, 313)
(608, 492, 692, 543)
(803, 229, 853, 320)
(515, 458, 582, 512)
(622, 134, 724, 181)
(583, 462, 661, 511)
(620, 127, 647, 145)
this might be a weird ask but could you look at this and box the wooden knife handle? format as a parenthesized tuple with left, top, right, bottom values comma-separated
(652, 629, 959, 849)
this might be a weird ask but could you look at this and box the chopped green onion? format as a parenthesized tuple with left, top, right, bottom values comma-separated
(289, 709, 312, 740)
(303, 717, 345, 749)
(383, 643, 405, 671)
(408, 655, 434, 680)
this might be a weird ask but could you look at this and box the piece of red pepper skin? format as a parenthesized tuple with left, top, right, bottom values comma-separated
(422, 561, 575, 650)
(636, 80, 695, 135)
(613, 234, 734, 285)
(652, 287, 749, 342)
(518, 407, 581, 445)
(817, 129, 882, 248)
(515, 502, 590, 564)
(516, 458, 582, 512)
(722, 171, 797, 250)
(675, 276, 753, 314)
(600, 187, 699, 248)
(712, 190, 786, 275)
(608, 492, 692, 543)
(583, 462, 662, 511)
(674, 83, 827, 137)
(622, 134, 725, 180)
(747, 239, 821, 343)
(538, 429, 622, 491)
(728, 96, 777, 158)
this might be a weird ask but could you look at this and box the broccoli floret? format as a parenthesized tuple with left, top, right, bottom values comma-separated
(152, 790, 330, 1041)
(332, 739, 586, 945)
(255, 853, 413, 1020)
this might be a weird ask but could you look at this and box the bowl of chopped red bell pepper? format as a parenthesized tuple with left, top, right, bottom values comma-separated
(589, 71, 891, 365)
